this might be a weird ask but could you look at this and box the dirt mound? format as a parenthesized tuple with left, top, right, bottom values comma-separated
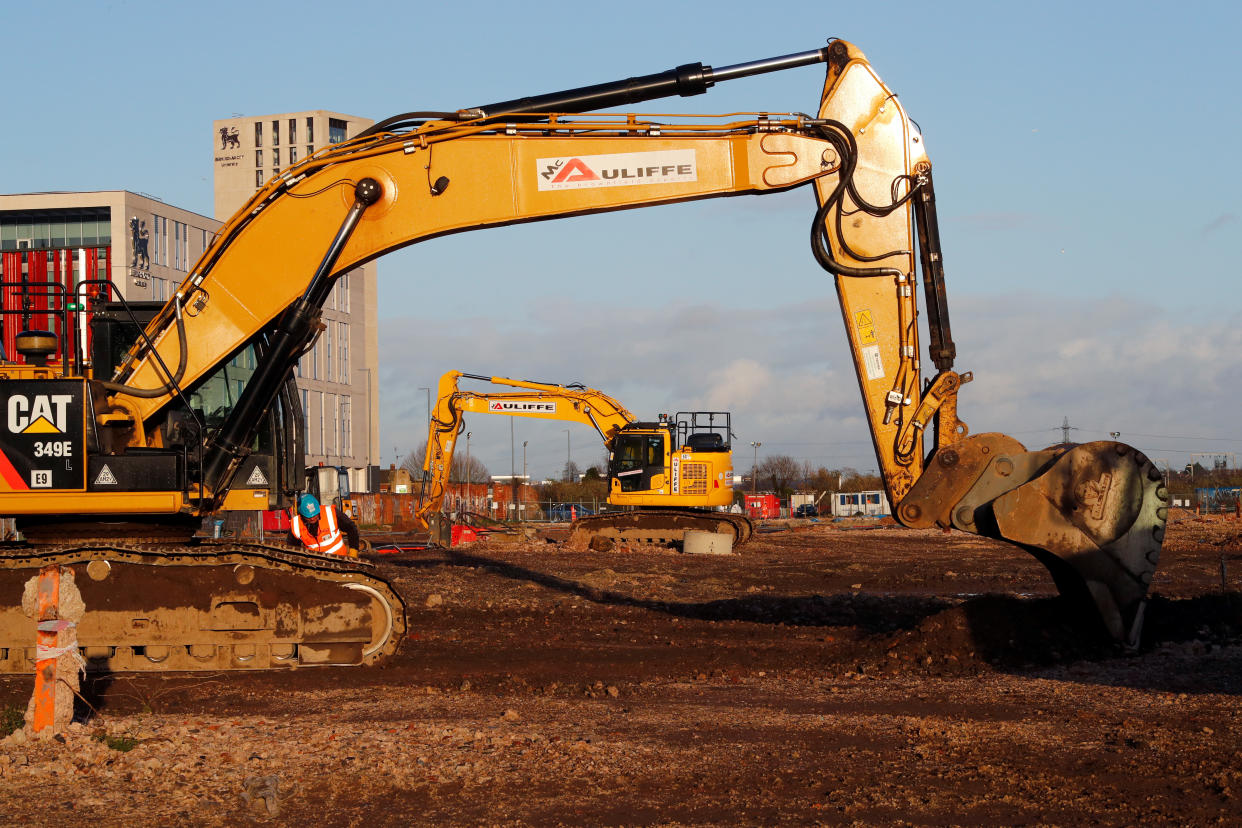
(875, 595, 1117, 675)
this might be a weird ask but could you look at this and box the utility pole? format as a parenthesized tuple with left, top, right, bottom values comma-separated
(522, 440, 529, 522)
(466, 431, 472, 514)
(564, 429, 572, 481)
(750, 441, 762, 493)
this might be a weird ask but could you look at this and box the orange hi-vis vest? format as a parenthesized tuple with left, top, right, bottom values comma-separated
(289, 506, 347, 556)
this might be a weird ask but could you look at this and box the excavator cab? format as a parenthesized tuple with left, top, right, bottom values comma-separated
(304, 464, 364, 552)
(608, 412, 734, 510)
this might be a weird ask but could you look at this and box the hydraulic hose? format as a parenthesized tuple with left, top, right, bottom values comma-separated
(96, 296, 190, 399)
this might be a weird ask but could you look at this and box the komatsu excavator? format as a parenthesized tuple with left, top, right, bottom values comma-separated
(415, 371, 751, 547)
(0, 38, 1165, 674)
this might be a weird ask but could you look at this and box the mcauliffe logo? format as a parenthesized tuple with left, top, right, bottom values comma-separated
(537, 150, 696, 191)
(490, 401, 557, 413)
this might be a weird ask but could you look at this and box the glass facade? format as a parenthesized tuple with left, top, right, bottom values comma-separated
(0, 208, 111, 251)
(328, 118, 347, 144)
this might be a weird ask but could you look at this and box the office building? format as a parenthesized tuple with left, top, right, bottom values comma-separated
(212, 110, 379, 491)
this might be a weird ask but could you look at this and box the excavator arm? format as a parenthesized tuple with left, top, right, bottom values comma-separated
(97, 39, 1164, 643)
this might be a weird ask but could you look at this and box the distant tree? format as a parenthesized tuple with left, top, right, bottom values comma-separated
(402, 443, 490, 483)
(757, 455, 801, 496)
(562, 460, 582, 482)
(582, 466, 602, 482)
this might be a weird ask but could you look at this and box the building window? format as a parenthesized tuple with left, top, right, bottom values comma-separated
(272, 120, 279, 145)
(289, 118, 297, 142)
(289, 147, 297, 164)
(152, 215, 160, 267)
(255, 150, 263, 167)
(271, 170, 278, 182)
(273, 148, 280, 167)
(306, 117, 314, 144)
(328, 118, 347, 144)
(338, 321, 349, 384)
(319, 392, 328, 457)
(255, 170, 264, 188)
(311, 339, 319, 380)
(306, 145, 314, 156)
(328, 393, 338, 457)
(342, 271, 350, 313)
(254, 121, 262, 147)
(324, 323, 334, 383)
(301, 388, 309, 445)
(341, 397, 351, 457)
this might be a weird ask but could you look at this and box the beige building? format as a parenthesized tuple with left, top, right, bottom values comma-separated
(212, 110, 379, 491)
(0, 190, 217, 305)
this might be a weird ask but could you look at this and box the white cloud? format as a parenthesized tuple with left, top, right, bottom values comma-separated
(379, 292, 1242, 477)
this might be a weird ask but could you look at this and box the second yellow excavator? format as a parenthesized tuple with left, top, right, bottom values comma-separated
(416, 371, 751, 548)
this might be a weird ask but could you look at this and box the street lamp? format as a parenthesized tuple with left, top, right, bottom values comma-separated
(417, 387, 431, 430)
(750, 441, 762, 493)
(466, 431, 472, 513)
(522, 440, 528, 522)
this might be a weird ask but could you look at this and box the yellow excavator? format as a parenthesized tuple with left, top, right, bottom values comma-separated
(415, 371, 751, 547)
(0, 38, 1165, 674)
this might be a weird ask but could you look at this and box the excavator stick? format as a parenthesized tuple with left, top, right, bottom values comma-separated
(810, 42, 1167, 644)
(898, 435, 1167, 647)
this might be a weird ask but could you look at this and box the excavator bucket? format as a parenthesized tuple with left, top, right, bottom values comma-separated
(914, 437, 1167, 647)
(989, 441, 1166, 647)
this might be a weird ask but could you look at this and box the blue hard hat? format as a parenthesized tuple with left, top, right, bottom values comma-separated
(297, 494, 321, 520)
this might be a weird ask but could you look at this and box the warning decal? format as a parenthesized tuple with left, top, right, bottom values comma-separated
(855, 309, 877, 345)
(861, 345, 885, 380)
(245, 466, 270, 487)
(537, 150, 697, 191)
(94, 464, 118, 486)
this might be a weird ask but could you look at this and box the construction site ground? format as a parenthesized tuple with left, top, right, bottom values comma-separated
(0, 511, 1239, 825)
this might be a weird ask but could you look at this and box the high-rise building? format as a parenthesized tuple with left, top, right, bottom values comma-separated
(211, 110, 379, 492)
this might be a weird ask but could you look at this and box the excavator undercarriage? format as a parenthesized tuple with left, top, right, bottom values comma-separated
(0, 539, 404, 674)
(568, 508, 753, 549)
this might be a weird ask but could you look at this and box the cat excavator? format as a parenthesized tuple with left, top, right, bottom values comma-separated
(415, 371, 751, 547)
(0, 38, 1165, 674)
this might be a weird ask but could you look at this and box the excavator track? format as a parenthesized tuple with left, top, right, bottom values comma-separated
(568, 509, 753, 549)
(0, 541, 406, 674)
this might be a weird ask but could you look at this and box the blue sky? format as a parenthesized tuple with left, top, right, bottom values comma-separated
(3, 1, 1238, 479)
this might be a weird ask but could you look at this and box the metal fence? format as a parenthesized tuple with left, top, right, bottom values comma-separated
(352, 494, 607, 528)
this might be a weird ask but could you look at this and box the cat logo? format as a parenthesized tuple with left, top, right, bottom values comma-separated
(8, 394, 73, 434)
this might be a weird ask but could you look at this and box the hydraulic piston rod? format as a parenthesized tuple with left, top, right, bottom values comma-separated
(474, 45, 832, 118)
